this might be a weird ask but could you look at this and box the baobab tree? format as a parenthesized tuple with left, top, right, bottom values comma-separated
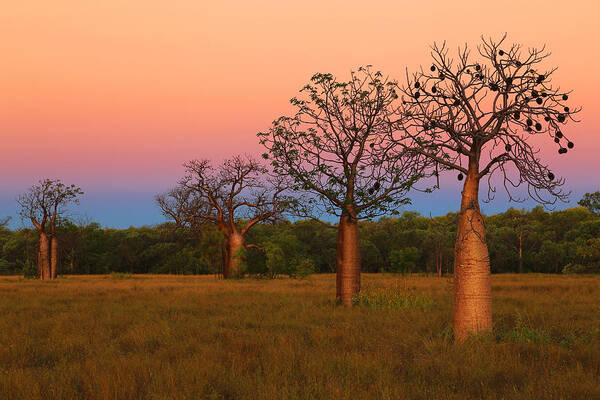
(156, 155, 290, 279)
(17, 179, 83, 279)
(399, 35, 580, 340)
(258, 67, 431, 305)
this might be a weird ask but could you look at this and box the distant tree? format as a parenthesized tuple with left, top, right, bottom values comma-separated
(424, 215, 456, 277)
(156, 155, 290, 279)
(399, 36, 580, 340)
(0, 217, 10, 228)
(578, 191, 600, 216)
(259, 67, 431, 305)
(17, 179, 83, 279)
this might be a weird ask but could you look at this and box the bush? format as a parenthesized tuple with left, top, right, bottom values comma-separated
(22, 260, 37, 279)
(562, 263, 600, 274)
(388, 247, 420, 273)
(353, 285, 433, 310)
(290, 257, 315, 279)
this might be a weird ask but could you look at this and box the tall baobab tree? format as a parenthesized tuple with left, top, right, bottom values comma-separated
(156, 155, 290, 279)
(399, 35, 580, 340)
(17, 179, 83, 279)
(258, 67, 431, 305)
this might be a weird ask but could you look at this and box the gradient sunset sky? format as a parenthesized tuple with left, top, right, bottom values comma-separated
(1, 0, 599, 228)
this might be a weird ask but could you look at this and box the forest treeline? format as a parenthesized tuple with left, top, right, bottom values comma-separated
(1, 206, 599, 277)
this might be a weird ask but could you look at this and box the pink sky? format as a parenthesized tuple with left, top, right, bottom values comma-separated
(1, 0, 599, 226)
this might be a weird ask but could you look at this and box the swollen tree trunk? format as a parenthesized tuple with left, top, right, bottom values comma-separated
(50, 236, 59, 279)
(39, 232, 51, 280)
(336, 213, 361, 306)
(223, 233, 244, 279)
(453, 159, 492, 341)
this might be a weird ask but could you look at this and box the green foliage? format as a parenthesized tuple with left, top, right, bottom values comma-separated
(502, 313, 551, 344)
(22, 260, 37, 279)
(388, 247, 420, 273)
(0, 205, 599, 276)
(578, 191, 600, 215)
(562, 263, 600, 274)
(109, 272, 134, 279)
(353, 285, 433, 310)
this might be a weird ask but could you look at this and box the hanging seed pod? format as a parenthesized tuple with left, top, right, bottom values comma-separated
(514, 111, 520, 120)
(557, 114, 566, 123)
(526, 119, 533, 126)
(457, 173, 464, 181)
(564, 106, 570, 112)
(532, 90, 539, 98)
(536, 98, 543, 105)
(414, 82, 421, 89)
(544, 116, 551, 122)
(505, 144, 512, 152)
(498, 50, 505, 56)
(536, 74, 545, 83)
(430, 65, 436, 72)
(535, 122, 542, 131)
(562, 94, 569, 101)
(556, 131, 563, 138)
(554, 138, 560, 143)
(414, 91, 420, 99)
(431, 86, 437, 93)
(567, 141, 574, 149)
(548, 172, 555, 180)
(475, 64, 481, 71)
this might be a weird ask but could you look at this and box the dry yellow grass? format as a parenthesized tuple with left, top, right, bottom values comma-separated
(0, 273, 599, 399)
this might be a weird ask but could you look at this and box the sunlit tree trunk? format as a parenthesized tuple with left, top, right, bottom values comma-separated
(437, 252, 443, 278)
(50, 236, 59, 279)
(39, 232, 51, 280)
(223, 233, 244, 279)
(336, 212, 361, 305)
(453, 157, 492, 341)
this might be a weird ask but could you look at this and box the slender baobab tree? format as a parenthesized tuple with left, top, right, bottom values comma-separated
(0, 217, 10, 228)
(259, 67, 431, 305)
(156, 155, 290, 279)
(17, 179, 83, 279)
(399, 35, 580, 340)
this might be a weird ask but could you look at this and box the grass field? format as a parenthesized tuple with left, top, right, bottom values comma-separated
(0, 274, 599, 399)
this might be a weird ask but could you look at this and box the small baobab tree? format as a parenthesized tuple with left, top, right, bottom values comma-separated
(399, 35, 580, 340)
(17, 179, 83, 279)
(156, 155, 290, 279)
(258, 67, 431, 305)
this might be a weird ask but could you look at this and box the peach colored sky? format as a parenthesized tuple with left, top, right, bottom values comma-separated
(1, 0, 599, 226)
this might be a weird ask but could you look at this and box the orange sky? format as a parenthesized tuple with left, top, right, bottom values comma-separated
(1, 0, 599, 225)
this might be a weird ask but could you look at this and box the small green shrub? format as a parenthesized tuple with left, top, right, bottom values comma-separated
(109, 272, 134, 279)
(353, 285, 433, 310)
(562, 263, 599, 274)
(22, 260, 37, 279)
(503, 313, 550, 344)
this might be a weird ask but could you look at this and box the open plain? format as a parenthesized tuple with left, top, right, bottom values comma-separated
(0, 273, 598, 400)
